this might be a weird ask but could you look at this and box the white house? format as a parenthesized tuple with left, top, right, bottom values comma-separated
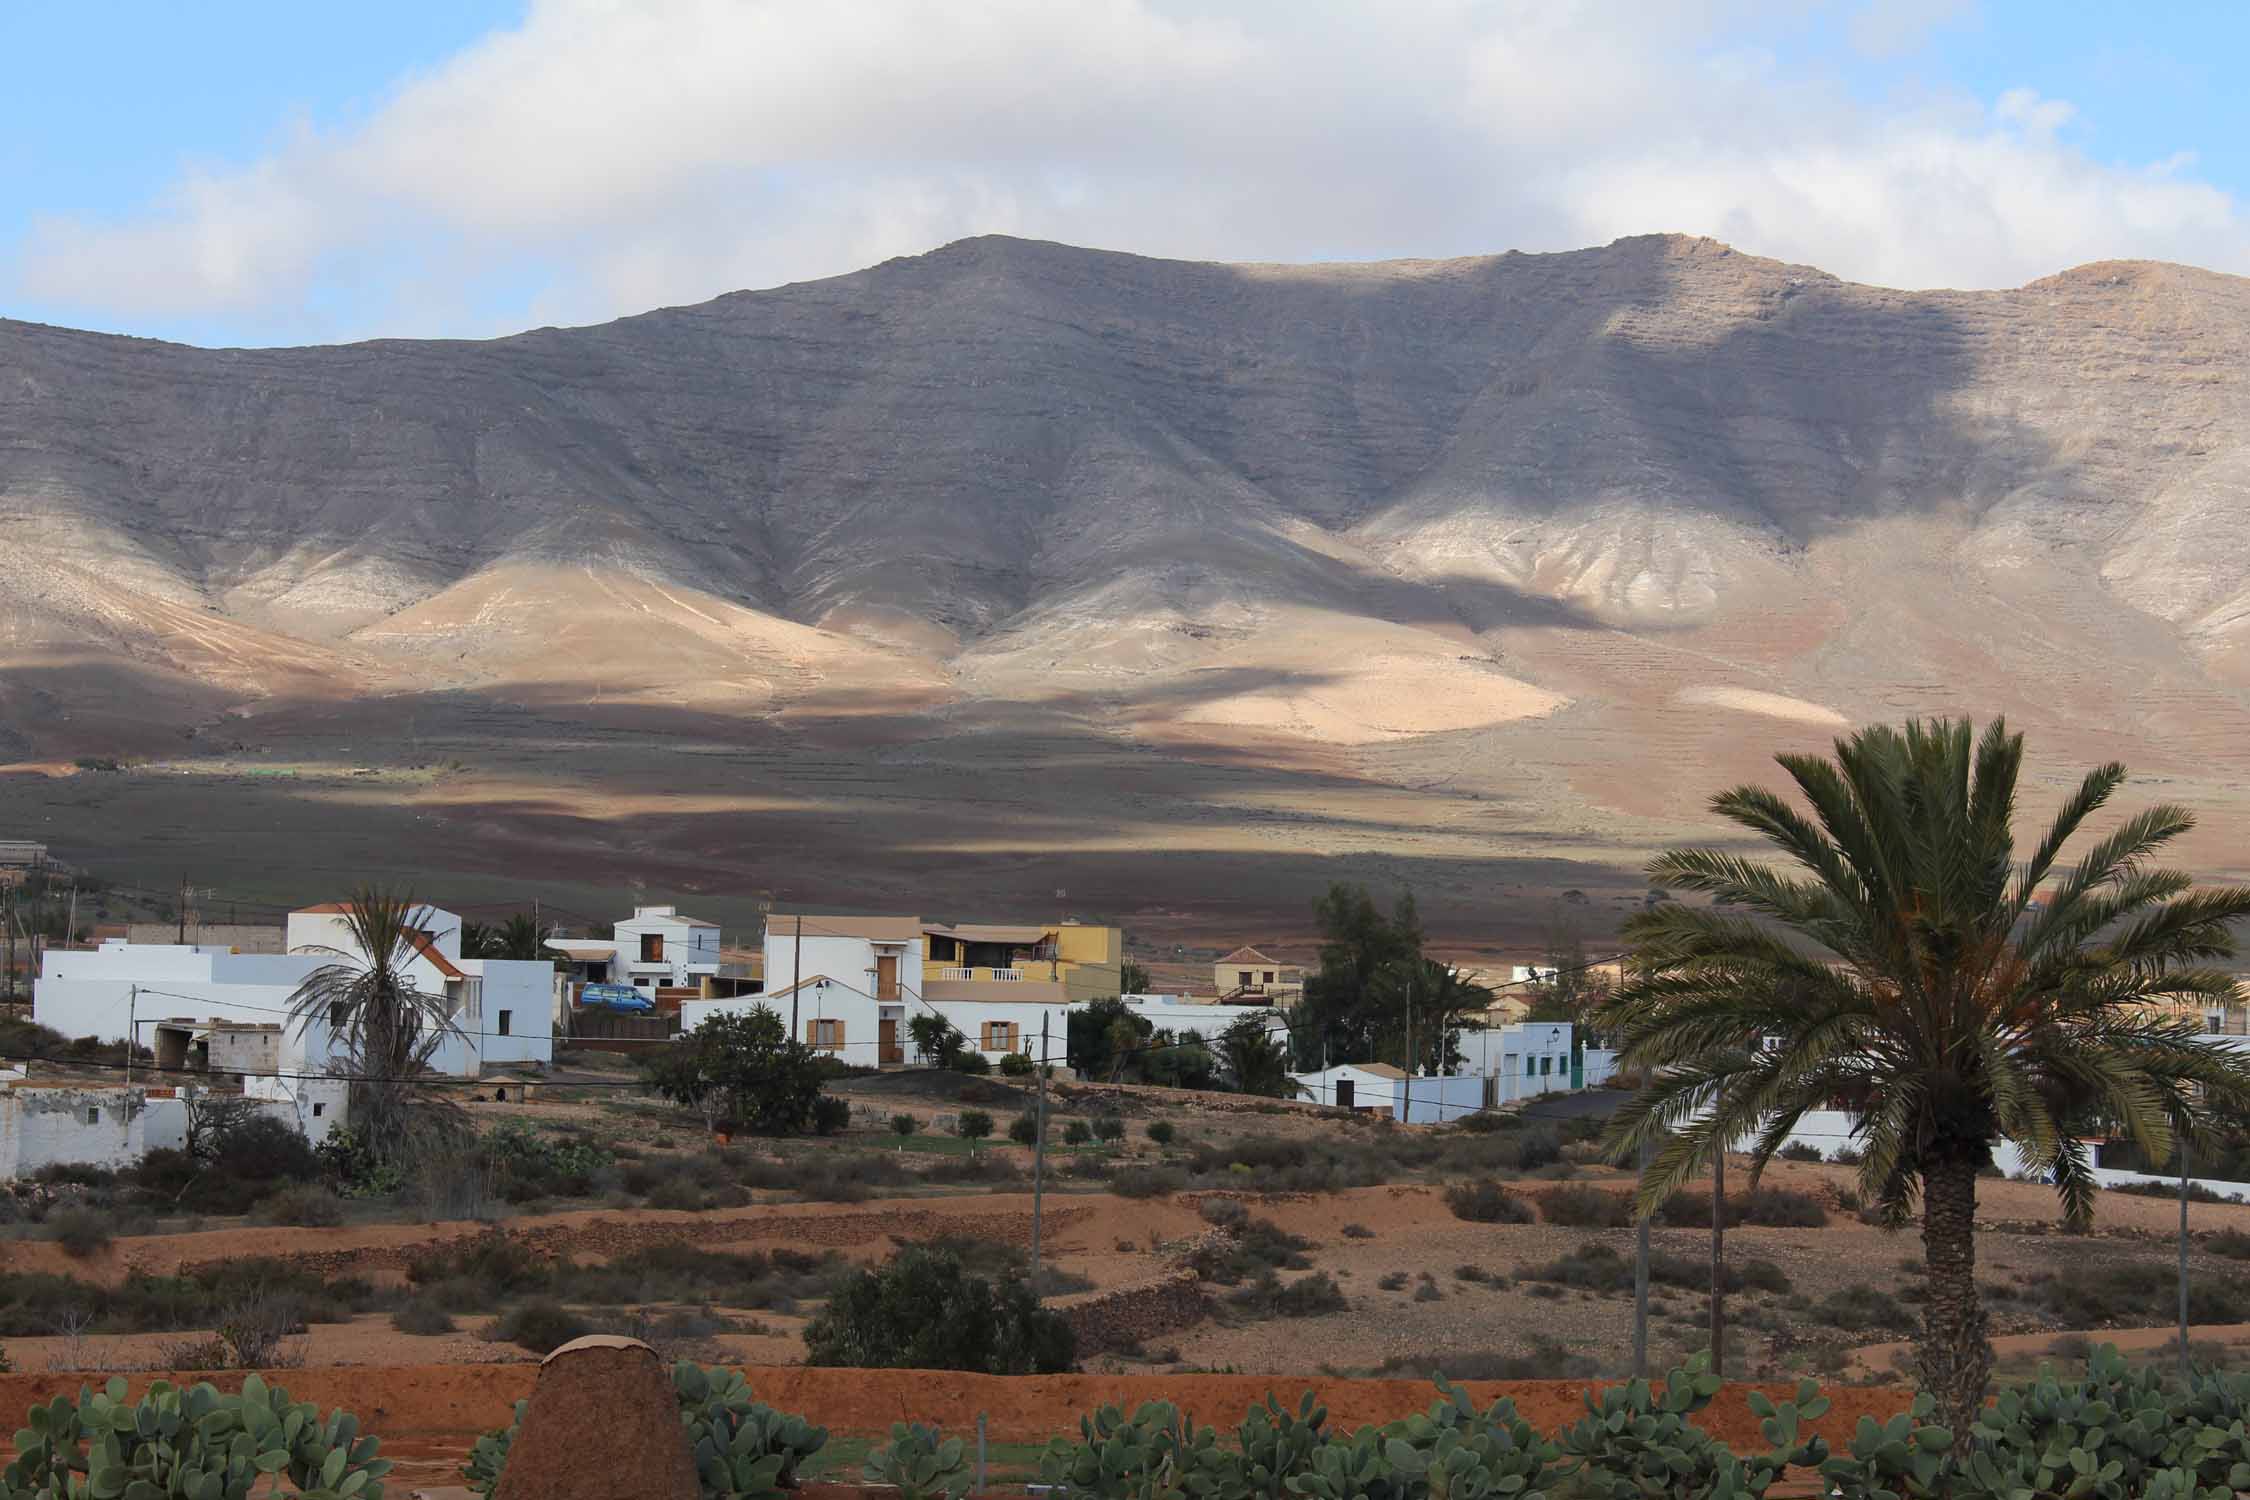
(32, 902, 552, 1078)
(1455, 1021, 1579, 1104)
(1288, 1063, 1486, 1123)
(544, 903, 726, 1001)
(0, 1077, 350, 1180)
(679, 913, 1282, 1072)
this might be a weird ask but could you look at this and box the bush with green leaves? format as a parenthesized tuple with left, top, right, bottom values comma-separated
(1146, 1120, 1176, 1146)
(1063, 1118, 1093, 1145)
(802, 1245, 1074, 1373)
(1009, 1113, 1041, 1146)
(648, 1007, 828, 1136)
(1000, 1052, 1035, 1077)
(466, 1360, 825, 1500)
(863, 1422, 970, 1500)
(956, 1110, 993, 1148)
(1777, 1141, 1825, 1162)
(892, 1113, 920, 1137)
(1094, 1115, 1126, 1142)
(2, 1373, 390, 1500)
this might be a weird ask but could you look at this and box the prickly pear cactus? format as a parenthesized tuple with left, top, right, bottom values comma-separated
(862, 1421, 969, 1500)
(1554, 1357, 1823, 1500)
(2, 1373, 390, 1500)
(1038, 1400, 1237, 1499)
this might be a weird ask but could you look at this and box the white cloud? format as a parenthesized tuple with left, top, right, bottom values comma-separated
(11, 0, 2249, 343)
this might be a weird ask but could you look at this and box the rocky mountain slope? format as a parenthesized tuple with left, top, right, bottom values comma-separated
(8, 233, 2250, 933)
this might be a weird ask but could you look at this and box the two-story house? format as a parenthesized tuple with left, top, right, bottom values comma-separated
(1213, 946, 1304, 1004)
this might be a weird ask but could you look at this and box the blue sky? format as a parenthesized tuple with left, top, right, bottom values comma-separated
(6, 1, 2247, 347)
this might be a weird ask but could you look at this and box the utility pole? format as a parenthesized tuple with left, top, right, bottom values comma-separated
(177, 874, 188, 943)
(1710, 1145, 1727, 1376)
(2180, 1138, 2193, 1383)
(1634, 1134, 1651, 1378)
(1403, 961, 1414, 1123)
(125, 986, 138, 1083)
(790, 913, 803, 1039)
(1031, 1013, 1050, 1275)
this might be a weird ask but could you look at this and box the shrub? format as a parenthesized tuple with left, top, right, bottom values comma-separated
(491, 1298, 589, 1353)
(405, 1229, 548, 1297)
(49, 1208, 111, 1258)
(892, 1113, 921, 1137)
(1226, 1270, 1348, 1318)
(2209, 1228, 2250, 1259)
(392, 1300, 458, 1335)
(254, 1183, 347, 1227)
(1110, 1165, 1186, 1199)
(864, 1420, 972, 1500)
(1446, 1179, 1534, 1224)
(1537, 1184, 1636, 1228)
(948, 1051, 992, 1076)
(1740, 1188, 1828, 1227)
(811, 1095, 852, 1136)
(1093, 1115, 1126, 1143)
(802, 1246, 1074, 1373)
(1187, 1217, 1311, 1286)
(1777, 1141, 1825, 1163)
(1830, 1145, 1863, 1165)
(646, 1178, 708, 1211)
(999, 1052, 1034, 1076)
(1341, 1222, 1373, 1238)
(956, 1109, 994, 1146)
(1062, 1119, 1093, 1146)
(1810, 1284, 1917, 1333)
(1146, 1121, 1176, 1146)
(1009, 1113, 1040, 1146)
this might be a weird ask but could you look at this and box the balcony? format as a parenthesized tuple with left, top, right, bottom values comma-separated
(934, 966, 1025, 982)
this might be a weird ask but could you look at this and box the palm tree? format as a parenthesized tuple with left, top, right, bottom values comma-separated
(1598, 718, 2250, 1434)
(286, 885, 466, 1158)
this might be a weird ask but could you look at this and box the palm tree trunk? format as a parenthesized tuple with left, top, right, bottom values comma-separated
(1917, 1153, 1993, 1434)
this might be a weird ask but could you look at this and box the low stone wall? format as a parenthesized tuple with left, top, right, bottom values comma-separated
(1058, 1271, 1213, 1355)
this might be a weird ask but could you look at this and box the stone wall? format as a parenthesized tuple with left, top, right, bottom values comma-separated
(1057, 1271, 1213, 1355)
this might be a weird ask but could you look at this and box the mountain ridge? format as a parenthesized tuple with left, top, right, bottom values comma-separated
(8, 232, 2250, 933)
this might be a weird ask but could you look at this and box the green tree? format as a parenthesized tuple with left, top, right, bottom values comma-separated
(1598, 718, 2250, 1436)
(1218, 1013, 1298, 1097)
(284, 886, 466, 1158)
(1291, 884, 1423, 1069)
(1371, 956, 1494, 1075)
(804, 1246, 1074, 1372)
(650, 1006, 826, 1135)
(1121, 958, 1152, 993)
(1067, 996, 1149, 1080)
(907, 1012, 968, 1068)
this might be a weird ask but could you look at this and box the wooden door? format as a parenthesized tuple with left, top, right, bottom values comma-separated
(879, 1017, 901, 1065)
(877, 954, 898, 1000)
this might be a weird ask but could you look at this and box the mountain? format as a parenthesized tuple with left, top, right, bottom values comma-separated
(7, 233, 2250, 944)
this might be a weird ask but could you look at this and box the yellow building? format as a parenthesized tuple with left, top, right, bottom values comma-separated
(921, 919, 1123, 1005)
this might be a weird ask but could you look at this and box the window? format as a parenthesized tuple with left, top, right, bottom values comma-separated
(312, 1103, 326, 1118)
(640, 932, 664, 962)
(497, 1009, 512, 1036)
(1263, 970, 1275, 983)
(980, 1021, 1019, 1051)
(86, 1106, 101, 1124)
(1238, 970, 1253, 986)
(1525, 1055, 1536, 1077)
(808, 1018, 843, 1050)
(1540, 1056, 1552, 1076)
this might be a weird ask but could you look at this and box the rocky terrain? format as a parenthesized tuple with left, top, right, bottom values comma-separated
(7, 233, 2250, 938)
